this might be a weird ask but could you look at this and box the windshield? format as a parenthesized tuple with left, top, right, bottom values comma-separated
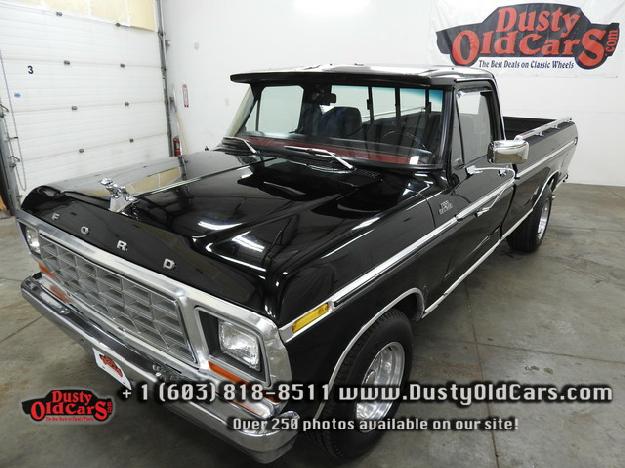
(227, 82, 446, 167)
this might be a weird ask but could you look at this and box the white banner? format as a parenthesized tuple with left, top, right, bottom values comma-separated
(428, 0, 624, 77)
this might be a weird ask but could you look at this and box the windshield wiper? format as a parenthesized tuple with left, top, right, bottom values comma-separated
(283, 145, 354, 170)
(221, 136, 258, 155)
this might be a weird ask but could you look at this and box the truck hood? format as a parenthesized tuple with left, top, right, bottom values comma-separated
(22, 151, 432, 323)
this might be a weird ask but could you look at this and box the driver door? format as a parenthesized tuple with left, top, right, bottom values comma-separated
(431, 85, 514, 294)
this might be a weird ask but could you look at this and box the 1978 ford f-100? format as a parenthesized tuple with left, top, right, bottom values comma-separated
(17, 64, 577, 461)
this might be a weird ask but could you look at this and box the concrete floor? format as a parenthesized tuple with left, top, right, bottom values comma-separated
(1, 183, 624, 467)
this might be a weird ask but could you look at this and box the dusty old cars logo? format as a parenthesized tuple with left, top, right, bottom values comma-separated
(21, 389, 114, 424)
(436, 3, 620, 69)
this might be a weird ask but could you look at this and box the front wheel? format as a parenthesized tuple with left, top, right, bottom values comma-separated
(507, 185, 553, 253)
(313, 309, 413, 459)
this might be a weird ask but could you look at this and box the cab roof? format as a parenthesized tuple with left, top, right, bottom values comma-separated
(231, 63, 494, 87)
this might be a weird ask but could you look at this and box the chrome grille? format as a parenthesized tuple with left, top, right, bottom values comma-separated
(39, 236, 195, 363)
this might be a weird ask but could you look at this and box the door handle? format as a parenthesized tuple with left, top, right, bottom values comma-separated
(475, 186, 508, 217)
(476, 206, 491, 217)
(456, 183, 510, 221)
(466, 165, 515, 177)
(455, 202, 493, 220)
(465, 165, 481, 176)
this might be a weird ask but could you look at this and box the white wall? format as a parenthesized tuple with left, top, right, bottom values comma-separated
(162, 0, 625, 186)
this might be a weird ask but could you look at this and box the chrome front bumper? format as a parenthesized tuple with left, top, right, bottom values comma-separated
(21, 274, 298, 463)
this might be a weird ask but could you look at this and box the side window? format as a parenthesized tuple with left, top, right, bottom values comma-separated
(256, 86, 303, 133)
(456, 91, 493, 161)
(400, 88, 444, 116)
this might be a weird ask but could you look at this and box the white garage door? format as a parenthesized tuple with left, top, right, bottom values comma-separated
(0, 2, 168, 201)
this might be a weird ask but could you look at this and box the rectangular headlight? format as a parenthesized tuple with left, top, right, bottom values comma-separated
(218, 319, 261, 371)
(21, 224, 41, 255)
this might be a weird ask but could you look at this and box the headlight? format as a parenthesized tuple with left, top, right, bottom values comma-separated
(218, 320, 261, 371)
(23, 225, 41, 255)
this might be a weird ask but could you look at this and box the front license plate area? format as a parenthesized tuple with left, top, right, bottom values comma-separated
(93, 349, 132, 389)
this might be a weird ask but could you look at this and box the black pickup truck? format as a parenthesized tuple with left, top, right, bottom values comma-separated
(17, 64, 577, 462)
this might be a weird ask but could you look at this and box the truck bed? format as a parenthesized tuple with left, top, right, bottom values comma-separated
(499, 114, 577, 238)
(503, 116, 576, 178)
(503, 116, 555, 140)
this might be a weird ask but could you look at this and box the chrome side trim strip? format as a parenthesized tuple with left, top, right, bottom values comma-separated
(455, 178, 514, 220)
(316, 201, 541, 418)
(422, 239, 501, 317)
(312, 287, 424, 420)
(330, 216, 455, 302)
(426, 199, 539, 318)
(279, 215, 457, 342)
(502, 209, 533, 239)
(315, 234, 507, 418)
(515, 140, 576, 179)
(280, 178, 516, 342)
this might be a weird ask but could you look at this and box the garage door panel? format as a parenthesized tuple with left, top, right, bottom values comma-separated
(12, 101, 167, 141)
(23, 134, 168, 190)
(0, 5, 160, 67)
(13, 102, 166, 161)
(119, 27, 161, 67)
(0, 2, 168, 198)
(0, 61, 163, 112)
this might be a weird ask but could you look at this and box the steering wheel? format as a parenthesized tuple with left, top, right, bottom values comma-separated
(380, 130, 427, 150)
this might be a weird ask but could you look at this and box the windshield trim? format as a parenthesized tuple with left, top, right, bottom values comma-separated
(229, 81, 451, 169)
(241, 135, 436, 169)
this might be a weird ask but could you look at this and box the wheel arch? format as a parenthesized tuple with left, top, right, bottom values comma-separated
(532, 171, 559, 209)
(391, 288, 425, 320)
(313, 287, 423, 419)
(548, 171, 559, 191)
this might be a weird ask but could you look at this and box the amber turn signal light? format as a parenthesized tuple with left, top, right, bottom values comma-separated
(208, 361, 247, 384)
(291, 302, 332, 334)
(37, 261, 53, 276)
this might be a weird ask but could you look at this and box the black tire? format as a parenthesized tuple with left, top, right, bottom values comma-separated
(507, 185, 553, 253)
(314, 309, 413, 459)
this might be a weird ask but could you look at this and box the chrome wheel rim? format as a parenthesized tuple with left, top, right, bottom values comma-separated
(355, 342, 405, 423)
(537, 197, 551, 240)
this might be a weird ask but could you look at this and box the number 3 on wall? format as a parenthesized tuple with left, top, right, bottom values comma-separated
(27, 65, 34, 74)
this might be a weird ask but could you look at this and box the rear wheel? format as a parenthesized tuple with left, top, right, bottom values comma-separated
(507, 185, 553, 253)
(313, 309, 413, 459)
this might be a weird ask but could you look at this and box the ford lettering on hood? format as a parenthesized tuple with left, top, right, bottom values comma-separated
(21, 149, 430, 319)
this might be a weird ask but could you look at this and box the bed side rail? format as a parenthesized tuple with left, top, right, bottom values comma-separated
(514, 117, 573, 141)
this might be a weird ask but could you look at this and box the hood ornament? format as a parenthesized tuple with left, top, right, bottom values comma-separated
(100, 178, 136, 212)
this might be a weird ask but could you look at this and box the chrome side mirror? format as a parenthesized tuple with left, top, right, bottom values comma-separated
(488, 140, 529, 164)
